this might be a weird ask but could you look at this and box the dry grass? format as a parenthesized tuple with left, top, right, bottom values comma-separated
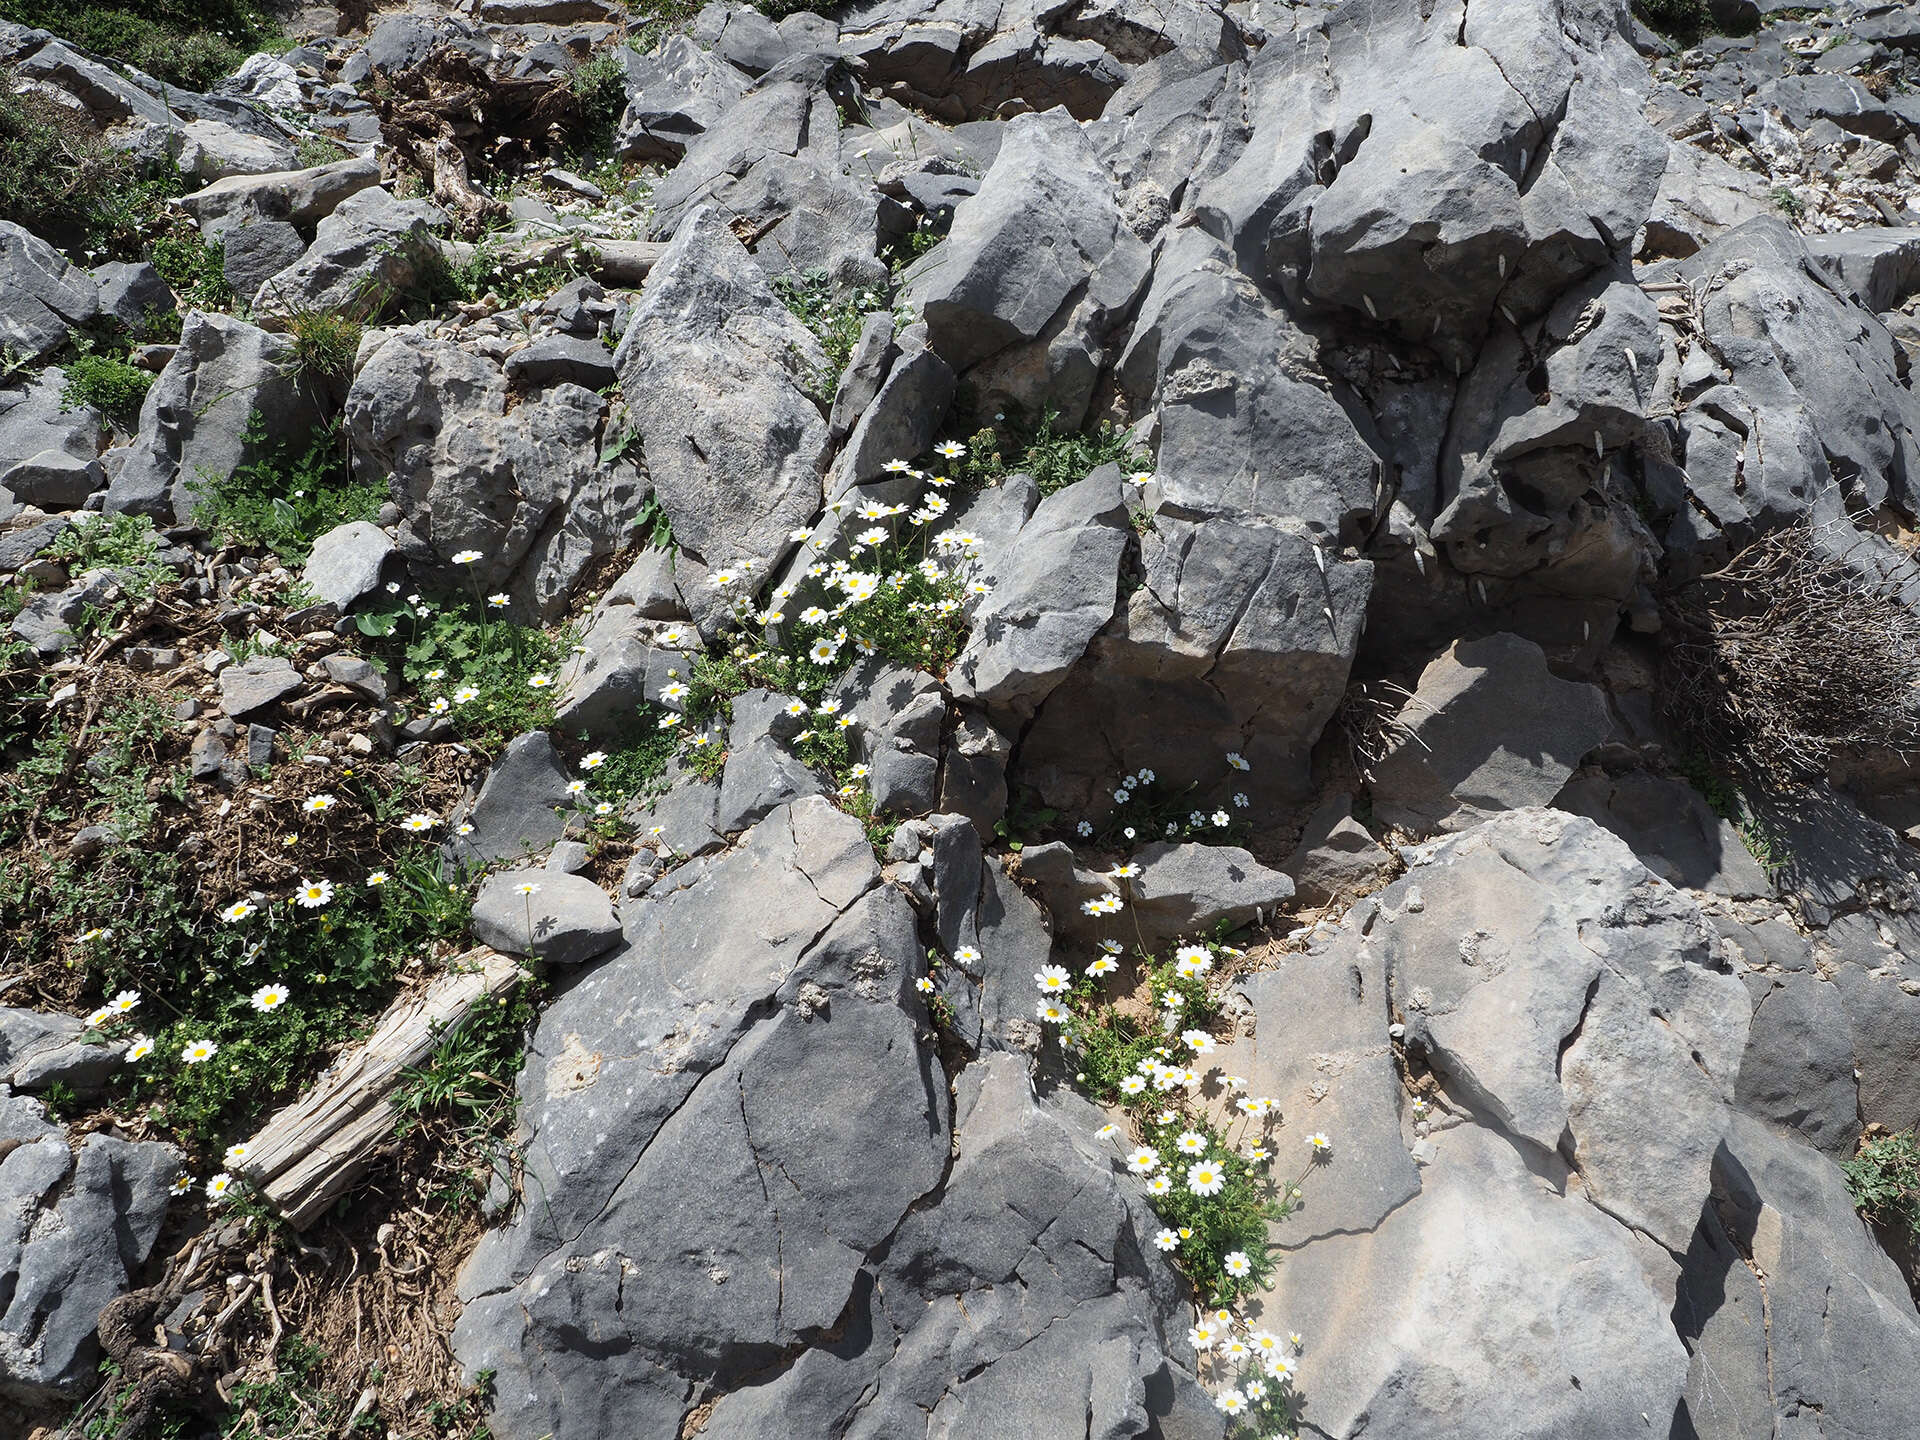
(1657, 520, 1920, 781)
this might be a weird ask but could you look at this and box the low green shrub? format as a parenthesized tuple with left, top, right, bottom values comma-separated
(0, 1, 280, 90)
(772, 267, 888, 380)
(0, 78, 170, 251)
(150, 230, 233, 311)
(1845, 1131, 1920, 1243)
(188, 417, 384, 566)
(59, 349, 153, 425)
(283, 307, 363, 383)
(1631, 0, 1711, 40)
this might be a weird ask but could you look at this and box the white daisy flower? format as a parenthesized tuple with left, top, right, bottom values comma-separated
(181, 1039, 217, 1064)
(1186, 1160, 1226, 1196)
(295, 879, 333, 908)
(251, 983, 289, 1012)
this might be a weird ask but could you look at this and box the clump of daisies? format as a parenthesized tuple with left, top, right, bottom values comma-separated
(652, 466, 992, 837)
(1075, 756, 1256, 850)
(1191, 1310, 1309, 1435)
(677, 475, 990, 727)
(1054, 932, 1328, 1340)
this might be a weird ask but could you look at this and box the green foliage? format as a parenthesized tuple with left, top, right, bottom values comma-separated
(0, 1, 280, 90)
(914, 413, 1149, 498)
(567, 49, 628, 154)
(1020, 409, 1150, 496)
(1845, 1131, 1920, 1244)
(626, 0, 705, 53)
(1051, 937, 1304, 1302)
(1630, 0, 1714, 42)
(39, 512, 173, 637)
(881, 215, 944, 274)
(630, 491, 676, 552)
(0, 78, 182, 253)
(283, 308, 363, 383)
(293, 133, 351, 169)
(117, 854, 474, 1149)
(1671, 751, 1787, 875)
(150, 230, 233, 311)
(1087, 765, 1253, 850)
(575, 706, 681, 804)
(189, 417, 383, 566)
(682, 525, 976, 725)
(1773, 185, 1807, 219)
(409, 237, 589, 314)
(772, 267, 887, 379)
(393, 977, 536, 1135)
(59, 349, 153, 425)
(376, 602, 569, 751)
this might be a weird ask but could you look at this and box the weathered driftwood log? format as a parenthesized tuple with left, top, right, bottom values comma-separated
(237, 949, 525, 1228)
(586, 238, 665, 285)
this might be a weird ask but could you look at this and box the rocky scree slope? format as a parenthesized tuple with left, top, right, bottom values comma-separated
(6, 0, 1920, 1437)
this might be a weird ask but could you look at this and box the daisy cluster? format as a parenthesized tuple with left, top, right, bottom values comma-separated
(1189, 1310, 1309, 1431)
(688, 456, 991, 715)
(1073, 754, 1255, 849)
(1040, 921, 1335, 1431)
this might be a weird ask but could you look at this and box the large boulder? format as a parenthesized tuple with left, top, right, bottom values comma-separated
(453, 794, 1214, 1439)
(1116, 226, 1384, 538)
(1246, 808, 1761, 1437)
(1371, 633, 1612, 835)
(611, 206, 831, 573)
(1676, 1115, 1920, 1440)
(647, 58, 886, 289)
(175, 155, 382, 238)
(1194, 0, 1664, 370)
(1017, 512, 1371, 809)
(616, 34, 749, 161)
(453, 800, 941, 1435)
(0, 221, 100, 364)
(947, 471, 1130, 720)
(345, 330, 642, 619)
(105, 312, 330, 524)
(908, 105, 1150, 426)
(251, 188, 447, 321)
(0, 1096, 178, 1402)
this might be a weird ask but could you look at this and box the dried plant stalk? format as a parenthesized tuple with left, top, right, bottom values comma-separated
(1658, 520, 1920, 781)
